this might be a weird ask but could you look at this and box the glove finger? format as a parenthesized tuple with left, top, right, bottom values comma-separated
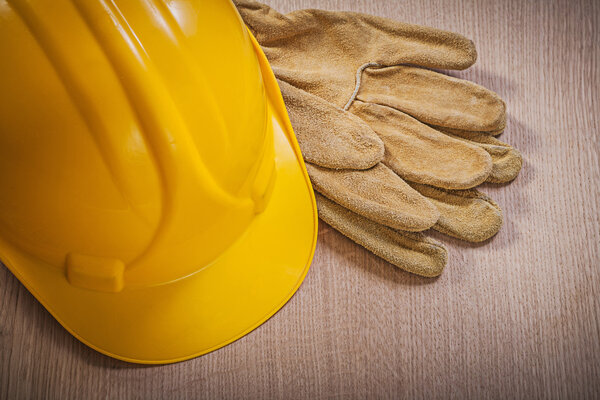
(277, 79, 384, 170)
(356, 65, 506, 133)
(349, 101, 492, 190)
(408, 183, 503, 243)
(316, 193, 447, 277)
(439, 129, 523, 183)
(235, 1, 477, 71)
(306, 162, 440, 232)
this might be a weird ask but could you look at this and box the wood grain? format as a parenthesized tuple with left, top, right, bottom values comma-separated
(1, 0, 599, 398)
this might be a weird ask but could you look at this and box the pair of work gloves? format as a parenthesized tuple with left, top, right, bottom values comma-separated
(234, 0, 522, 277)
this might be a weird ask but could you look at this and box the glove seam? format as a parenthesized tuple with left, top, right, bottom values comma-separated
(343, 62, 382, 111)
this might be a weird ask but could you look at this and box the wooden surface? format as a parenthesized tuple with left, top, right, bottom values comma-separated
(1, 0, 599, 398)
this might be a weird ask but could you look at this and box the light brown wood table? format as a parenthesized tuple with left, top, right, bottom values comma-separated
(1, 0, 598, 398)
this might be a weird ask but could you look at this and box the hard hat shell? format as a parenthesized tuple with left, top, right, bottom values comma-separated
(0, 0, 317, 363)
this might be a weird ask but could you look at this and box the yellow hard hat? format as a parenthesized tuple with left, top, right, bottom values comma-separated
(0, 0, 317, 363)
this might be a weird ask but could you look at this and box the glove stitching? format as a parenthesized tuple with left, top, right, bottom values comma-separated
(343, 62, 382, 111)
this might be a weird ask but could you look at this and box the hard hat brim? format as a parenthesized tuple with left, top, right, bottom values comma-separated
(0, 115, 317, 364)
(0, 33, 318, 364)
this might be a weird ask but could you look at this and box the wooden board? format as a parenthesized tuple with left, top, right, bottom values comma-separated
(1, 0, 598, 398)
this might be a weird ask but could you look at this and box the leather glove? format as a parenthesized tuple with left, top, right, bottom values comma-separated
(234, 0, 522, 277)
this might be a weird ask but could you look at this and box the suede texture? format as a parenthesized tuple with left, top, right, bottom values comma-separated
(235, 0, 522, 276)
(316, 193, 447, 278)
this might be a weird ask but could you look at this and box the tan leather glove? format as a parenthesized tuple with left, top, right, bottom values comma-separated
(235, 0, 522, 277)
